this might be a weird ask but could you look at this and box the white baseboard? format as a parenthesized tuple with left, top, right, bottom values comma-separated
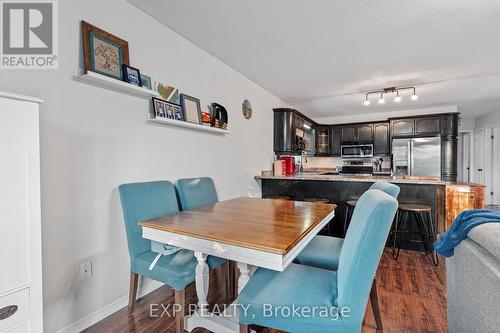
(55, 280, 164, 333)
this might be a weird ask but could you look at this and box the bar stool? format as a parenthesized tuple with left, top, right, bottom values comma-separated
(343, 199, 358, 235)
(392, 203, 438, 266)
(304, 198, 331, 235)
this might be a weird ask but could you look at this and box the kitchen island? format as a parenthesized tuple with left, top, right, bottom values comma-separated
(256, 172, 484, 249)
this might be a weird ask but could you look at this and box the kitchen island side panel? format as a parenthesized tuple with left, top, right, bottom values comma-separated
(260, 179, 446, 247)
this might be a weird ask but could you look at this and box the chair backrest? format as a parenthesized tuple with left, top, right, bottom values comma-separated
(369, 181, 400, 198)
(336, 189, 398, 321)
(118, 181, 179, 257)
(176, 177, 218, 210)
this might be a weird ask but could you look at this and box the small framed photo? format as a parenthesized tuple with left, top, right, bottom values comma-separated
(180, 94, 202, 125)
(152, 97, 183, 120)
(140, 74, 152, 90)
(122, 64, 142, 86)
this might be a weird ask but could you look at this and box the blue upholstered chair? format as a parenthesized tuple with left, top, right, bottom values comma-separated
(293, 181, 400, 330)
(239, 189, 399, 333)
(118, 181, 225, 333)
(176, 177, 219, 210)
(175, 177, 235, 301)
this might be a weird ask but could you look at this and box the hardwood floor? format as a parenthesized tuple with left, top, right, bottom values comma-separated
(83, 249, 446, 333)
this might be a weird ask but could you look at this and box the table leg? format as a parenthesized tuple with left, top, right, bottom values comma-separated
(194, 251, 209, 314)
(237, 262, 251, 293)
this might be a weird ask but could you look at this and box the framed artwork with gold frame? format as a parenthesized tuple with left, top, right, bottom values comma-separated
(82, 20, 129, 80)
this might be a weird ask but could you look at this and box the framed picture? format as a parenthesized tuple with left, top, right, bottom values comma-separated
(140, 74, 152, 90)
(152, 97, 183, 120)
(122, 64, 142, 86)
(82, 21, 129, 80)
(180, 94, 202, 125)
(154, 81, 180, 105)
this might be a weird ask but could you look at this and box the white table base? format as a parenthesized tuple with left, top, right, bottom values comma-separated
(185, 261, 252, 333)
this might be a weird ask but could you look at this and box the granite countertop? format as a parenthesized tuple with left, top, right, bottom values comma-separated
(256, 171, 485, 187)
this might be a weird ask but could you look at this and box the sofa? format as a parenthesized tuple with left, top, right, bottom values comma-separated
(446, 223, 500, 333)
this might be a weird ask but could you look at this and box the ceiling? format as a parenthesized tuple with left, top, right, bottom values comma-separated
(128, 0, 500, 119)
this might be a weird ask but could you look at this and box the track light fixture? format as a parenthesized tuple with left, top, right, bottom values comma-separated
(362, 86, 418, 106)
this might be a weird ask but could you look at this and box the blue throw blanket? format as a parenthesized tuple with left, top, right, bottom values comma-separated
(434, 209, 500, 257)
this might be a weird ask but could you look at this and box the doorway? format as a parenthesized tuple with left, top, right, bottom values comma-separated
(458, 132, 472, 182)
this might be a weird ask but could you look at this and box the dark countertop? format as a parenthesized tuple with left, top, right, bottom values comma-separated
(256, 171, 485, 187)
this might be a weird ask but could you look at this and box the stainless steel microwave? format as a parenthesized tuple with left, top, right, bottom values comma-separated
(341, 144, 374, 158)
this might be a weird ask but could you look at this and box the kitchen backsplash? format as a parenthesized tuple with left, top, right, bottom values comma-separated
(304, 156, 391, 169)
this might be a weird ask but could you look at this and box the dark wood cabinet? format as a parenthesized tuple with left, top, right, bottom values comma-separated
(273, 108, 316, 154)
(341, 125, 358, 143)
(357, 124, 374, 142)
(391, 118, 415, 136)
(341, 123, 373, 143)
(415, 116, 440, 135)
(273, 110, 294, 152)
(330, 126, 342, 156)
(316, 126, 330, 155)
(373, 122, 390, 155)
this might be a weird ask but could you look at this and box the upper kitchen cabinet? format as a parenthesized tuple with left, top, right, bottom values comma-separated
(357, 123, 374, 142)
(330, 126, 342, 156)
(273, 108, 316, 155)
(341, 125, 357, 143)
(391, 117, 415, 136)
(341, 123, 373, 143)
(415, 116, 441, 135)
(373, 122, 390, 155)
(316, 126, 330, 155)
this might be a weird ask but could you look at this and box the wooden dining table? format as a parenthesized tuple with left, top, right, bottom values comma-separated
(139, 197, 336, 333)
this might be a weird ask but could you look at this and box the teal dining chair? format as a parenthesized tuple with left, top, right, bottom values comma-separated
(175, 177, 235, 301)
(118, 181, 225, 333)
(293, 181, 400, 330)
(238, 189, 399, 333)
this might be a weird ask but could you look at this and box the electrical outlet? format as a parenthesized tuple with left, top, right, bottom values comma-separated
(80, 260, 92, 281)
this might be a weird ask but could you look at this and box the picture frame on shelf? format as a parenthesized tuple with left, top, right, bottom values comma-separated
(180, 94, 202, 125)
(140, 74, 152, 90)
(82, 20, 129, 80)
(152, 97, 183, 120)
(154, 82, 180, 105)
(122, 64, 142, 86)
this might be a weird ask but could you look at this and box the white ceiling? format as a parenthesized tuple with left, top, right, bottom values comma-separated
(128, 0, 500, 119)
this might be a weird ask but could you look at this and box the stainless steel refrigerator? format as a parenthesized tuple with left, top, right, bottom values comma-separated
(392, 137, 441, 177)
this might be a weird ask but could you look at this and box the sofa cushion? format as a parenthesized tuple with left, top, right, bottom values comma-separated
(467, 223, 500, 259)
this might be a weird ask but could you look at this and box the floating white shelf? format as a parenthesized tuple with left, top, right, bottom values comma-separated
(148, 117, 231, 135)
(76, 71, 160, 99)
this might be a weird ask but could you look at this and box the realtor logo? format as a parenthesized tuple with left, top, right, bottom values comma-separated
(1, 0, 58, 69)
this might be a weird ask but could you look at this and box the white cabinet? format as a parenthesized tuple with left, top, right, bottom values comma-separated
(0, 92, 43, 332)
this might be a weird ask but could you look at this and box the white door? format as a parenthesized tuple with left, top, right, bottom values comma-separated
(474, 129, 485, 185)
(457, 132, 472, 182)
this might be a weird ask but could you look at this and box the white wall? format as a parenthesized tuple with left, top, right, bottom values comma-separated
(476, 109, 500, 129)
(0, 1, 287, 331)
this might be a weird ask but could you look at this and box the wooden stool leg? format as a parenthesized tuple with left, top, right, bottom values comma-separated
(128, 272, 138, 314)
(175, 289, 185, 333)
(370, 278, 383, 331)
